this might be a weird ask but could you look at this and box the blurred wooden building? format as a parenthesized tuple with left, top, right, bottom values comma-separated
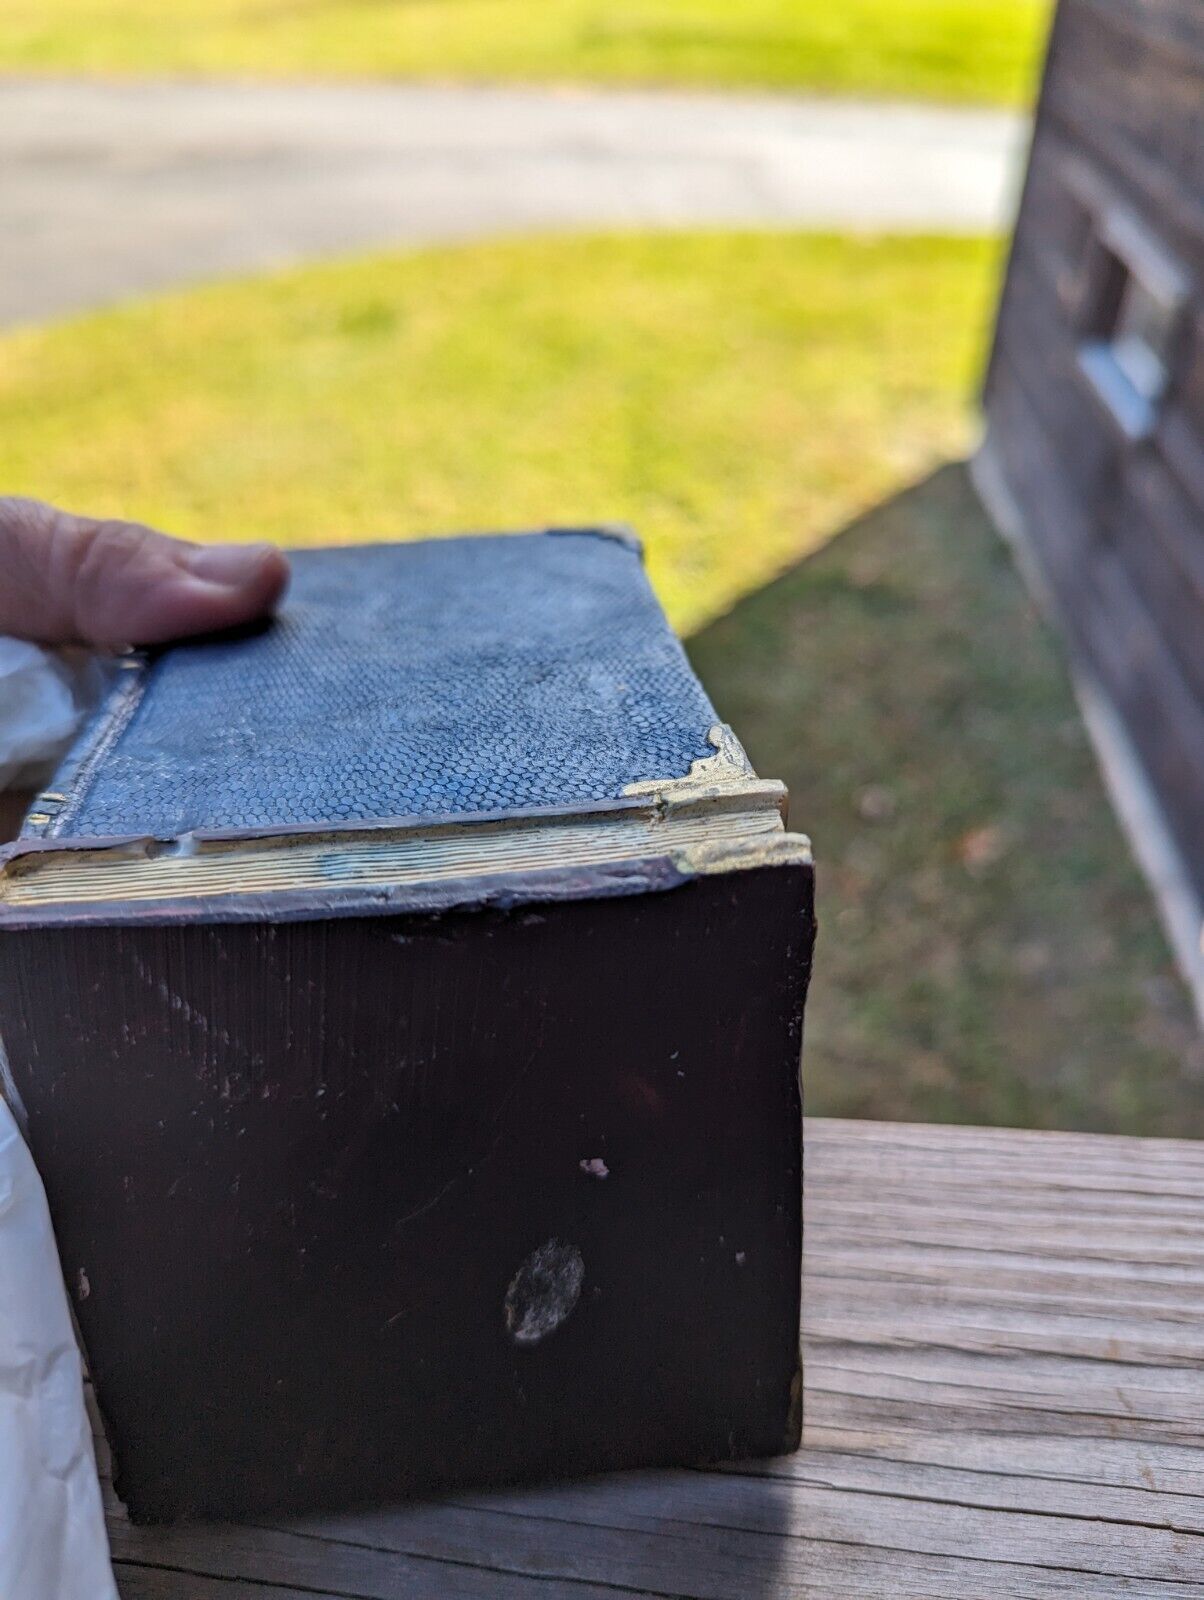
(978, 0, 1204, 971)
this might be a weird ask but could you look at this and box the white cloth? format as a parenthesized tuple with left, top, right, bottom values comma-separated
(0, 1098, 118, 1600)
(1, 638, 118, 1598)
(0, 639, 81, 791)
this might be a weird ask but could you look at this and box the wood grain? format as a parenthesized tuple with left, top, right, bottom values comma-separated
(104, 1117, 1204, 1598)
(982, 0, 1204, 899)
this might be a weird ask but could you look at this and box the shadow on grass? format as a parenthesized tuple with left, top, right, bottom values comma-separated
(688, 462, 1203, 1135)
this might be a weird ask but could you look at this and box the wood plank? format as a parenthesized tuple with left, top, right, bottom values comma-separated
(775, 1422, 1204, 1498)
(1050, 84, 1204, 270)
(985, 341, 1204, 889)
(983, 0, 1204, 889)
(1162, 314, 1204, 517)
(736, 1445, 1204, 1531)
(108, 1517, 644, 1600)
(434, 1472, 1204, 1582)
(106, 1118, 1204, 1598)
(1073, 0, 1204, 80)
(114, 1573, 351, 1600)
(1050, 4, 1204, 229)
(990, 259, 1121, 498)
(1075, 552, 1204, 875)
(1111, 456, 1204, 705)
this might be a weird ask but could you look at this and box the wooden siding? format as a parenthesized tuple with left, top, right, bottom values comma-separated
(983, 0, 1204, 897)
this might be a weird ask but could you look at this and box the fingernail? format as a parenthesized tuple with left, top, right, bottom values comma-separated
(185, 543, 275, 585)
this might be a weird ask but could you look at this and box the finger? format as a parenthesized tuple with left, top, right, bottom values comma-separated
(0, 497, 289, 648)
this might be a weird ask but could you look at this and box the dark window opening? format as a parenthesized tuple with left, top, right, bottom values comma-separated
(1110, 274, 1177, 403)
(1075, 206, 1189, 442)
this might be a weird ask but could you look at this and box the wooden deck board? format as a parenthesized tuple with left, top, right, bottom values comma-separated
(105, 1117, 1204, 1598)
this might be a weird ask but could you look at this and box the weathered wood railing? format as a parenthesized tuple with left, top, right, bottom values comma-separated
(102, 1117, 1204, 1598)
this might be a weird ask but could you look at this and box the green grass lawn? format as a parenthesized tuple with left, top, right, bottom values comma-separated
(1, 229, 1196, 1129)
(0, 0, 1050, 105)
(0, 232, 995, 637)
(692, 465, 1203, 1134)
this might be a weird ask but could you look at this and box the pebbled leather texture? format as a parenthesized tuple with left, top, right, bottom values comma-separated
(38, 530, 718, 840)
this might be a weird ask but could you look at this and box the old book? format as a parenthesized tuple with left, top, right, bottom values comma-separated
(0, 527, 815, 1523)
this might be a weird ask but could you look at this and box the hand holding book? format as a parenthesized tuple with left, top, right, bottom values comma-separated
(0, 496, 288, 1598)
(2, 522, 813, 1525)
(0, 495, 289, 649)
(0, 494, 290, 808)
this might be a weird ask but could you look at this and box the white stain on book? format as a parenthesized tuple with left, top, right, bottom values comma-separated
(127, 949, 233, 1047)
(504, 1240, 584, 1346)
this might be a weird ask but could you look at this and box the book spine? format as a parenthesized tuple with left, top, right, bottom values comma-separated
(21, 654, 150, 840)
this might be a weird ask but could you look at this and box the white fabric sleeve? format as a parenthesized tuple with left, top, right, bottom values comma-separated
(0, 639, 83, 794)
(0, 1097, 118, 1600)
(1, 637, 119, 1595)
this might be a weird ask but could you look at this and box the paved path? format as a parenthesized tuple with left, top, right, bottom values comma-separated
(1, 80, 1027, 326)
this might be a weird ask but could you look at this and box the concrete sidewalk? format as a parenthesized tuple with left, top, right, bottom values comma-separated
(1, 79, 1027, 326)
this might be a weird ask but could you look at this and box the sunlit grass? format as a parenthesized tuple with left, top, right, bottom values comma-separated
(692, 465, 1202, 1134)
(0, 231, 999, 635)
(0, 0, 1050, 105)
(3, 229, 1194, 1127)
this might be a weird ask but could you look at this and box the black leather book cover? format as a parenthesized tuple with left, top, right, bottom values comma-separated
(0, 527, 815, 1521)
